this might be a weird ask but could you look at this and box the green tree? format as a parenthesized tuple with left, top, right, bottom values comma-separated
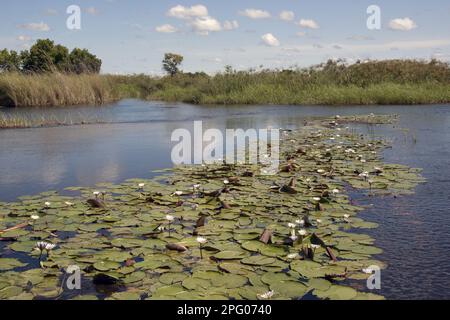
(68, 48, 102, 74)
(162, 53, 183, 76)
(0, 49, 21, 72)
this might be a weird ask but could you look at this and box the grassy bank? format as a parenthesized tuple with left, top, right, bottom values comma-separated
(0, 73, 120, 107)
(1, 59, 450, 108)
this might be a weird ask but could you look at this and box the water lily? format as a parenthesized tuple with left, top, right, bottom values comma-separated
(362, 268, 373, 274)
(31, 215, 40, 220)
(287, 253, 298, 259)
(138, 183, 145, 190)
(193, 184, 201, 189)
(313, 197, 321, 202)
(166, 215, 175, 237)
(257, 290, 274, 300)
(344, 214, 350, 219)
(45, 243, 56, 251)
(311, 244, 320, 250)
(65, 201, 74, 206)
(44, 202, 51, 208)
(295, 219, 305, 227)
(223, 179, 230, 185)
(197, 237, 207, 259)
(173, 191, 183, 196)
(317, 169, 325, 174)
(288, 223, 296, 229)
(290, 229, 298, 242)
(35, 241, 48, 252)
(316, 219, 322, 224)
(332, 189, 340, 194)
(298, 229, 307, 236)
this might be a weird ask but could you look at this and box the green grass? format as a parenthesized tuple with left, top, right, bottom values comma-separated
(1, 59, 450, 108)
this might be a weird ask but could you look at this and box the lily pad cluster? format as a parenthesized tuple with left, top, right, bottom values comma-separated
(0, 114, 425, 300)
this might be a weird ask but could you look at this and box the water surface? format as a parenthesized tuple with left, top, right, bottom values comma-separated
(1, 99, 449, 299)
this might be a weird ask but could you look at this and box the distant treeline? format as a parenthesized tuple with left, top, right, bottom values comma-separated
(0, 39, 101, 74)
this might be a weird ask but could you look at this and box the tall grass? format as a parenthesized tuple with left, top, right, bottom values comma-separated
(0, 73, 120, 107)
(1, 59, 449, 108)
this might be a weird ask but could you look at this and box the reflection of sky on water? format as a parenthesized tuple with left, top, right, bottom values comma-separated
(1, 100, 450, 299)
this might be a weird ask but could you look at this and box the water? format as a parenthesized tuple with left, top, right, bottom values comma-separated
(1, 99, 449, 299)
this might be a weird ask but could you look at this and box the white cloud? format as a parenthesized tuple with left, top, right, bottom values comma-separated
(19, 22, 50, 32)
(190, 16, 222, 35)
(279, 11, 295, 21)
(85, 7, 99, 15)
(261, 33, 280, 47)
(155, 24, 178, 33)
(45, 9, 58, 16)
(298, 19, 319, 29)
(168, 4, 208, 19)
(240, 9, 271, 19)
(389, 18, 417, 31)
(17, 35, 32, 41)
(223, 20, 239, 30)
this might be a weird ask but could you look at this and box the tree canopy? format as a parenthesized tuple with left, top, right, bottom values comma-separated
(162, 53, 183, 76)
(0, 39, 101, 74)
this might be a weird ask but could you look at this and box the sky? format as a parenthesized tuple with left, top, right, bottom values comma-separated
(1, 0, 450, 74)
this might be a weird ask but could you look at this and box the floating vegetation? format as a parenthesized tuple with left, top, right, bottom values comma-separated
(0, 114, 425, 300)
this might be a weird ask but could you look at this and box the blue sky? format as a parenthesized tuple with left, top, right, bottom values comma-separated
(1, 0, 449, 74)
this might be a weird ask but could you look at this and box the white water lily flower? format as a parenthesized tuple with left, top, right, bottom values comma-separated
(287, 253, 298, 259)
(288, 223, 297, 229)
(35, 241, 49, 252)
(138, 183, 145, 188)
(157, 226, 166, 232)
(196, 237, 207, 244)
(313, 197, 321, 202)
(298, 229, 307, 236)
(193, 184, 201, 189)
(295, 219, 305, 226)
(360, 159, 367, 163)
(344, 214, 350, 219)
(45, 243, 56, 251)
(362, 268, 373, 274)
(93, 191, 100, 196)
(311, 244, 321, 250)
(317, 169, 325, 174)
(257, 290, 274, 300)
(173, 191, 183, 196)
(368, 179, 374, 184)
(44, 202, 51, 207)
(166, 215, 175, 222)
(65, 201, 74, 206)
(31, 215, 40, 220)
(223, 179, 230, 185)
(332, 189, 340, 194)
(316, 219, 322, 224)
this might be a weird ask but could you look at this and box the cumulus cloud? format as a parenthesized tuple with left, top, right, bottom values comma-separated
(168, 4, 208, 19)
(223, 20, 239, 30)
(298, 19, 319, 29)
(19, 22, 50, 31)
(239, 9, 271, 19)
(155, 24, 178, 33)
(279, 11, 295, 21)
(261, 33, 280, 47)
(190, 16, 222, 35)
(389, 18, 417, 31)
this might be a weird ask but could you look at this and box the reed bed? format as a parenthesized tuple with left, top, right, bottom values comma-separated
(0, 73, 120, 107)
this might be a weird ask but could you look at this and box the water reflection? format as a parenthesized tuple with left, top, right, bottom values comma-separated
(1, 100, 450, 299)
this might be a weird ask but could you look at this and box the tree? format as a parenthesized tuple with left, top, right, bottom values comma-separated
(68, 48, 102, 74)
(2, 39, 101, 74)
(0, 49, 21, 72)
(162, 53, 183, 76)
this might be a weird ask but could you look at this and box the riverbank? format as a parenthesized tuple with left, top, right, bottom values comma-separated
(1, 60, 449, 109)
